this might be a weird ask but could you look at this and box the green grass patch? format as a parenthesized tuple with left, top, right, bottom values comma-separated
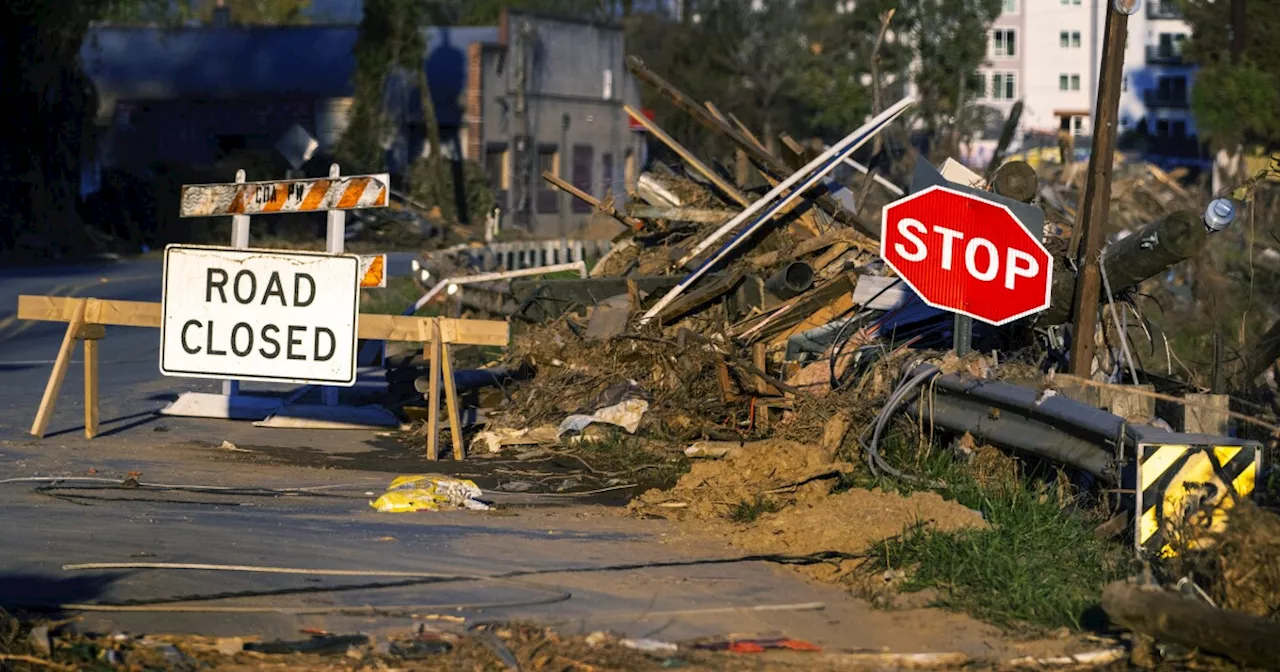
(360, 275, 439, 316)
(728, 496, 783, 523)
(861, 428, 1132, 632)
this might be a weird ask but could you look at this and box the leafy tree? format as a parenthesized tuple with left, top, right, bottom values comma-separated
(1178, 0, 1280, 148)
(187, 0, 313, 25)
(0, 0, 169, 259)
(429, 0, 611, 26)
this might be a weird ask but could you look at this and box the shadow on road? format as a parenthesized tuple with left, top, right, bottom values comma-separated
(45, 411, 161, 439)
(0, 572, 119, 618)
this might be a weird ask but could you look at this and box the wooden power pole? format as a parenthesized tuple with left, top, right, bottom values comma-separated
(1067, 2, 1129, 377)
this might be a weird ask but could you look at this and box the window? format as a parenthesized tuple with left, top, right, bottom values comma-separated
(1172, 120, 1187, 138)
(1060, 31, 1081, 48)
(1059, 74, 1069, 91)
(484, 144, 508, 190)
(1072, 117, 1084, 134)
(571, 145, 594, 214)
(1002, 0, 1017, 12)
(1072, 32, 1081, 48)
(601, 153, 614, 197)
(992, 71, 1016, 100)
(992, 29, 1016, 57)
(537, 146, 559, 213)
(1157, 75, 1188, 102)
(1071, 74, 1081, 91)
(1156, 120, 1170, 137)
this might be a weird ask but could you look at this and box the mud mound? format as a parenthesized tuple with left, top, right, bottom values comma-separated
(733, 487, 988, 559)
(1167, 502, 1280, 619)
(631, 440, 850, 520)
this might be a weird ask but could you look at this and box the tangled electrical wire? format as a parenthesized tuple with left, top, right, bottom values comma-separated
(857, 362, 946, 488)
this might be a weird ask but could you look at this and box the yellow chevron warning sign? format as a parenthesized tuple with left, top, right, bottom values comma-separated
(1135, 442, 1261, 557)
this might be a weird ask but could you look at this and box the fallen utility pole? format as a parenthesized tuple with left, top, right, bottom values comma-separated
(1102, 580, 1280, 670)
(626, 56, 876, 238)
(1041, 210, 1206, 325)
(1068, 2, 1129, 376)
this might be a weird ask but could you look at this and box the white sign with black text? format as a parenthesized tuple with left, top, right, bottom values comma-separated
(160, 245, 361, 386)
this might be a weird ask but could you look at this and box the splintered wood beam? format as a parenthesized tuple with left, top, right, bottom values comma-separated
(624, 104, 751, 208)
(539, 171, 645, 230)
(627, 56, 872, 235)
(18, 296, 510, 346)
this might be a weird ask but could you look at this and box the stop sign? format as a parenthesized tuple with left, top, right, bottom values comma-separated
(880, 184, 1052, 326)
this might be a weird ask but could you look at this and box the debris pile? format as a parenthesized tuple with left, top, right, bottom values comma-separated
(384, 57, 1280, 654)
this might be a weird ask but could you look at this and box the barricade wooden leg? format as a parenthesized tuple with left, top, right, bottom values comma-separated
(84, 338, 100, 439)
(426, 319, 442, 460)
(440, 336, 465, 460)
(31, 299, 87, 438)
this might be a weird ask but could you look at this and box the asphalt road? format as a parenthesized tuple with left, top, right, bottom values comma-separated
(0, 255, 1076, 659)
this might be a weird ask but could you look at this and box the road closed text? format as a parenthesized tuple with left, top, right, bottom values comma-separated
(178, 269, 338, 361)
(160, 246, 361, 385)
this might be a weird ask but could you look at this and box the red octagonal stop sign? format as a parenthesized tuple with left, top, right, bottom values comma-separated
(880, 184, 1053, 326)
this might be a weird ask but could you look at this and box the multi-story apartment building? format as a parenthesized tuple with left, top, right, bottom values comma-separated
(966, 0, 1196, 165)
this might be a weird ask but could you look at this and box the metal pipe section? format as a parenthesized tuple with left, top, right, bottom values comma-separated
(763, 261, 815, 299)
(406, 260, 588, 316)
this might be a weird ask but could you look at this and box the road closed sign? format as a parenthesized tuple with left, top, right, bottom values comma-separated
(160, 245, 361, 386)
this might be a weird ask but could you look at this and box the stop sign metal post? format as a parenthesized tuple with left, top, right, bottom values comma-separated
(880, 185, 1053, 353)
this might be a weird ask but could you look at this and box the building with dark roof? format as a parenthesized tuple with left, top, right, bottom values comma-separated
(82, 10, 646, 237)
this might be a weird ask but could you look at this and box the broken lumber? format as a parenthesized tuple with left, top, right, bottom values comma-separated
(629, 206, 737, 224)
(746, 229, 874, 269)
(626, 56, 875, 237)
(624, 104, 750, 208)
(1101, 581, 1280, 670)
(731, 272, 858, 345)
(540, 171, 644, 230)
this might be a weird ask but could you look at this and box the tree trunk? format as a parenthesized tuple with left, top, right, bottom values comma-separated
(0, 6, 98, 259)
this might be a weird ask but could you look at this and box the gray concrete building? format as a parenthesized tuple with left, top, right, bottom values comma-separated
(467, 10, 647, 236)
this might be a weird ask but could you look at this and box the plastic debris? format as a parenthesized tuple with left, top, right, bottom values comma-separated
(370, 474, 491, 512)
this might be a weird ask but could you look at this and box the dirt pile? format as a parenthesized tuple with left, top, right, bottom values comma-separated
(631, 440, 850, 520)
(733, 487, 987, 560)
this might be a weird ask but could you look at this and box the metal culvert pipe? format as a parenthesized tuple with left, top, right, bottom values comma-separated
(764, 261, 815, 299)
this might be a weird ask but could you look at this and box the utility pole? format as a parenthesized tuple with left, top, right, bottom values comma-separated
(1231, 0, 1246, 63)
(1067, 1, 1129, 377)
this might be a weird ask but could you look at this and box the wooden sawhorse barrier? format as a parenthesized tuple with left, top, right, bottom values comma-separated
(17, 295, 509, 460)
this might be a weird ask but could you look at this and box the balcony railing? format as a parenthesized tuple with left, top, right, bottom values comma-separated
(1144, 90, 1189, 109)
(1147, 1, 1181, 19)
(1146, 45, 1185, 64)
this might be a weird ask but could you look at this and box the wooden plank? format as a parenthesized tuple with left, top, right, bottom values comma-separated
(31, 299, 86, 438)
(20, 296, 511, 346)
(84, 339, 100, 439)
(767, 292, 855, 350)
(440, 337, 466, 461)
(624, 104, 751, 208)
(746, 229, 873, 269)
(731, 273, 858, 344)
(426, 319, 441, 461)
(655, 268, 745, 323)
